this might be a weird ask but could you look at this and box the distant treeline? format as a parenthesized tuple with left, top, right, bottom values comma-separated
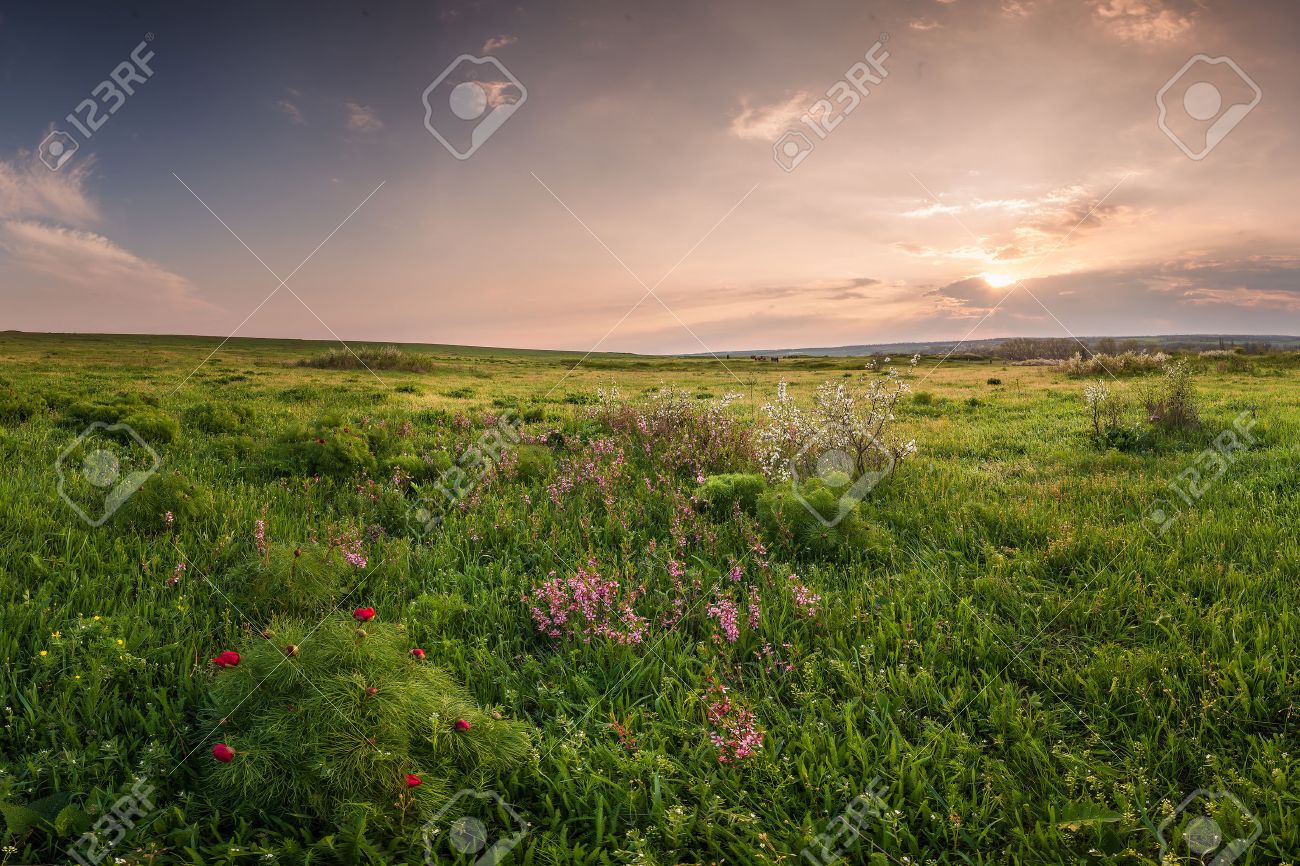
(990, 336, 1285, 361)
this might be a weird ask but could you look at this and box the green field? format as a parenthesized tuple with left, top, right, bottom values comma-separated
(1, 331, 1297, 865)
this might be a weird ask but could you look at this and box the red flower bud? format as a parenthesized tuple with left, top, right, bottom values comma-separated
(212, 743, 235, 763)
(454, 719, 472, 732)
(405, 773, 422, 788)
(409, 648, 426, 660)
(353, 607, 376, 622)
(365, 686, 379, 696)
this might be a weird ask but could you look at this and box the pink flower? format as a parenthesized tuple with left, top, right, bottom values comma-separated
(409, 648, 426, 660)
(212, 743, 235, 763)
(454, 719, 472, 732)
(405, 773, 422, 788)
(353, 607, 376, 622)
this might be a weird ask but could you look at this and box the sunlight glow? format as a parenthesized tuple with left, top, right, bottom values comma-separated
(981, 272, 1017, 288)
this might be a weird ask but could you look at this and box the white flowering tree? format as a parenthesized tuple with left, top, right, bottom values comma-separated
(759, 370, 917, 483)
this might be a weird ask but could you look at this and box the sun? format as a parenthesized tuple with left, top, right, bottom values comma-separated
(980, 272, 1017, 288)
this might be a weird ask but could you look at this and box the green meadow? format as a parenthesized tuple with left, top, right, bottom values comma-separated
(1, 331, 1297, 865)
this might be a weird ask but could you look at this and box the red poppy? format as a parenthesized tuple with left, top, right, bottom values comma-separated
(212, 743, 235, 763)
(353, 607, 376, 622)
(212, 651, 241, 668)
(409, 648, 426, 660)
(405, 773, 422, 788)
(454, 719, 472, 732)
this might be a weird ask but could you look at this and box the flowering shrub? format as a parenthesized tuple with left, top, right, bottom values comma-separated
(1060, 350, 1170, 377)
(594, 385, 753, 477)
(201, 612, 531, 828)
(1142, 359, 1201, 430)
(758, 374, 916, 485)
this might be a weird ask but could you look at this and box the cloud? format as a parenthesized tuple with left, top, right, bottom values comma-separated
(1089, 0, 1194, 42)
(0, 152, 99, 225)
(909, 17, 942, 31)
(729, 93, 813, 142)
(1, 220, 214, 311)
(275, 99, 304, 124)
(482, 34, 518, 52)
(344, 101, 383, 132)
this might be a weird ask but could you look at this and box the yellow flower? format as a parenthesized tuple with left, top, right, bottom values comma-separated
(51, 631, 62, 639)
(39, 650, 47, 657)
(116, 639, 125, 647)
(74, 675, 81, 680)
(93, 615, 101, 621)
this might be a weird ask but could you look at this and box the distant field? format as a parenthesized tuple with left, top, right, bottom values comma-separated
(1, 331, 1298, 864)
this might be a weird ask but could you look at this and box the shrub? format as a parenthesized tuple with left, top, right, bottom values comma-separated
(596, 385, 753, 477)
(444, 387, 475, 399)
(293, 346, 434, 372)
(394, 383, 420, 394)
(1142, 360, 1200, 430)
(986, 377, 1002, 386)
(229, 538, 364, 616)
(200, 614, 531, 829)
(185, 403, 254, 434)
(0, 387, 45, 423)
(265, 420, 382, 478)
(692, 473, 767, 515)
(912, 391, 934, 405)
(1061, 351, 1170, 377)
(756, 482, 885, 560)
(112, 471, 210, 533)
(511, 444, 555, 483)
(758, 374, 916, 486)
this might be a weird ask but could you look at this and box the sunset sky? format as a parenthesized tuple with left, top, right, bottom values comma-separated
(2, 0, 1297, 353)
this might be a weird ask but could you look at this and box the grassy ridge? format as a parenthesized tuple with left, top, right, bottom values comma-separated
(1, 331, 1297, 864)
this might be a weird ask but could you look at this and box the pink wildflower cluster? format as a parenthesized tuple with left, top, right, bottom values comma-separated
(331, 528, 368, 569)
(529, 560, 647, 645)
(789, 576, 821, 618)
(254, 519, 268, 555)
(706, 593, 740, 644)
(704, 682, 763, 763)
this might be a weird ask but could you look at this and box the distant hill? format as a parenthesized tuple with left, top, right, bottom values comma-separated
(694, 334, 1300, 358)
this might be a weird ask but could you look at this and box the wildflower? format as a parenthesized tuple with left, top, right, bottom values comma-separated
(254, 519, 268, 555)
(353, 607, 376, 622)
(409, 648, 426, 660)
(454, 719, 472, 732)
(163, 511, 174, 526)
(284, 644, 299, 657)
(39, 650, 48, 657)
(211, 743, 235, 763)
(116, 639, 125, 647)
(405, 773, 422, 788)
(212, 651, 241, 668)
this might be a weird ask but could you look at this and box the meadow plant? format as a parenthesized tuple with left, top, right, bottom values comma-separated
(201, 613, 531, 828)
(1060, 350, 1170, 376)
(759, 372, 916, 484)
(703, 682, 764, 764)
(594, 385, 751, 477)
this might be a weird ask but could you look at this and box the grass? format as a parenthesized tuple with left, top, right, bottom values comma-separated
(0, 330, 1297, 865)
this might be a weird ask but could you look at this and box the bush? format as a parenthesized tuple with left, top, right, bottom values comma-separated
(756, 481, 886, 560)
(112, 471, 210, 533)
(511, 444, 555, 483)
(229, 541, 350, 617)
(986, 378, 1002, 386)
(119, 409, 181, 445)
(185, 403, 254, 434)
(1061, 351, 1170, 377)
(293, 346, 434, 372)
(1143, 360, 1200, 430)
(265, 420, 382, 478)
(0, 387, 45, 423)
(692, 473, 767, 515)
(200, 614, 531, 829)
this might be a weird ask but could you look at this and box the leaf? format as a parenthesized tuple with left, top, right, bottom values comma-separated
(1054, 801, 1122, 831)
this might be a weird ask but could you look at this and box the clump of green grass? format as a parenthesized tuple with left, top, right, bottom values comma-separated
(294, 346, 434, 372)
(201, 613, 531, 829)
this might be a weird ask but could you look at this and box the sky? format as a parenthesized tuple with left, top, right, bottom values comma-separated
(1, 0, 1298, 354)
